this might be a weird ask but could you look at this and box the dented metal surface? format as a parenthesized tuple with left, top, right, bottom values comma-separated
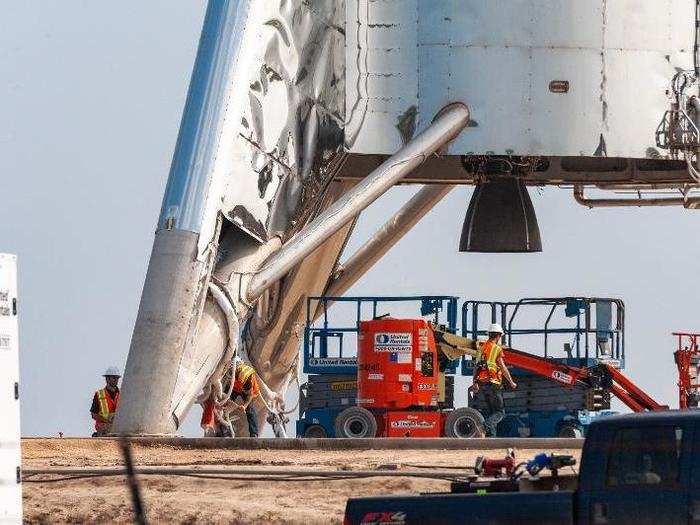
(346, 0, 695, 158)
(221, 1, 346, 242)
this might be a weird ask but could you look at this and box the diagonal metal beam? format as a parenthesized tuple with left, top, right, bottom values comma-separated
(245, 103, 470, 302)
(321, 184, 454, 306)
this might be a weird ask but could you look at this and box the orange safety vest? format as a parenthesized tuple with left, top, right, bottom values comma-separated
(200, 364, 260, 431)
(476, 341, 503, 385)
(232, 363, 260, 397)
(94, 388, 119, 431)
(200, 394, 216, 430)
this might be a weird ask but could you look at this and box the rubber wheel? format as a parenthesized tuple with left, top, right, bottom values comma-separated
(334, 407, 378, 438)
(444, 407, 485, 438)
(558, 424, 583, 438)
(303, 424, 328, 438)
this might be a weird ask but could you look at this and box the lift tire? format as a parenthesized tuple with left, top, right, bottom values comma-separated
(334, 407, 378, 438)
(303, 424, 328, 438)
(444, 407, 485, 438)
(558, 424, 583, 438)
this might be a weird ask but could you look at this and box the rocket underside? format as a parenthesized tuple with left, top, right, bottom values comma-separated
(114, 0, 699, 436)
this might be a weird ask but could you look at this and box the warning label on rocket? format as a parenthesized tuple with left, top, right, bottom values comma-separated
(374, 332, 412, 352)
(0, 334, 10, 350)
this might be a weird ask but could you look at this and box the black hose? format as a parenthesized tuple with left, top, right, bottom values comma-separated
(119, 438, 147, 525)
(22, 471, 458, 484)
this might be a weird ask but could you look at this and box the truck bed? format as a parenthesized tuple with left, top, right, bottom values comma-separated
(345, 490, 574, 525)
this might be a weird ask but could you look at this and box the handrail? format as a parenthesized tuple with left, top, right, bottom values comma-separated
(303, 295, 459, 374)
(461, 297, 625, 367)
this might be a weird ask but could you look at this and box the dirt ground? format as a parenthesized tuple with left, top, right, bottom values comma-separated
(22, 439, 581, 524)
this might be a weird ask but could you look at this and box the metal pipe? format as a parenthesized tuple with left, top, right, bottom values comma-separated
(593, 183, 697, 191)
(23, 467, 465, 480)
(573, 185, 700, 209)
(321, 185, 454, 307)
(22, 435, 583, 449)
(245, 103, 471, 302)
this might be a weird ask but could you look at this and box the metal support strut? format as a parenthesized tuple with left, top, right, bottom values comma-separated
(245, 103, 470, 302)
(323, 184, 454, 303)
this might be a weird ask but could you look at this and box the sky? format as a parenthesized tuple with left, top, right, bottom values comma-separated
(2, 2, 700, 437)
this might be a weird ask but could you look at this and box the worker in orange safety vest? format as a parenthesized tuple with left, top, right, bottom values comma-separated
(230, 359, 261, 437)
(472, 324, 517, 437)
(201, 358, 262, 437)
(90, 366, 121, 437)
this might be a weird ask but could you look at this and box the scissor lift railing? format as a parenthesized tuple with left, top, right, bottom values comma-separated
(461, 297, 625, 374)
(303, 295, 458, 375)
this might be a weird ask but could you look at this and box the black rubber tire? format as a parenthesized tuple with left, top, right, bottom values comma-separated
(558, 424, 583, 438)
(303, 424, 328, 438)
(334, 407, 378, 438)
(444, 407, 485, 438)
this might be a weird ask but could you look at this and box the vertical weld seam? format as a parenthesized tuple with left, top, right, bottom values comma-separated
(601, 0, 609, 131)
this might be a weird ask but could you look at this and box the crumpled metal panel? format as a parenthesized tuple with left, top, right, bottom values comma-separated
(346, 0, 695, 158)
(164, 0, 349, 429)
(221, 1, 346, 242)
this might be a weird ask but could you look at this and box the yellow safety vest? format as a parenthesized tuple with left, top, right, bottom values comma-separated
(96, 388, 119, 418)
(233, 363, 259, 396)
(94, 388, 119, 431)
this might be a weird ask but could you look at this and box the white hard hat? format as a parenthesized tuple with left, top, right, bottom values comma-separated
(488, 323, 504, 335)
(104, 366, 121, 377)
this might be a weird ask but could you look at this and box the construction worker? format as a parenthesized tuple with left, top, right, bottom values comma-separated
(228, 357, 261, 438)
(90, 366, 121, 437)
(473, 324, 517, 437)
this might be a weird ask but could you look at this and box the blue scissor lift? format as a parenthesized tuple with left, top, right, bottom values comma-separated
(461, 297, 625, 437)
(297, 296, 458, 438)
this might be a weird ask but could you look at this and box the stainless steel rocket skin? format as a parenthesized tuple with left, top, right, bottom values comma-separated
(114, 0, 700, 436)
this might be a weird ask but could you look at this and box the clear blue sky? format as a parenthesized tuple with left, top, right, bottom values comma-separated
(2, 2, 699, 437)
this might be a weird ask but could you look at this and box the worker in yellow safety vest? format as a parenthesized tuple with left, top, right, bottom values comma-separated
(473, 324, 517, 437)
(90, 366, 121, 437)
(217, 357, 261, 438)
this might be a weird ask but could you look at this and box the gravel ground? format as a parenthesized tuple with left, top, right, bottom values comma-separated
(22, 438, 581, 524)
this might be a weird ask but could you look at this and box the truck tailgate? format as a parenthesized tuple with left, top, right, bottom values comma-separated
(345, 491, 574, 525)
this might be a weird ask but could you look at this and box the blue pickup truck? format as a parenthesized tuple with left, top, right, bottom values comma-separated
(345, 411, 700, 524)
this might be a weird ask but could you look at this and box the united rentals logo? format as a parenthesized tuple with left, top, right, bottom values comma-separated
(308, 357, 357, 367)
(390, 420, 435, 429)
(374, 332, 412, 352)
(552, 370, 573, 385)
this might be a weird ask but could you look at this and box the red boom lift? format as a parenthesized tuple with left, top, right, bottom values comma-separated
(502, 347, 666, 413)
(337, 320, 666, 439)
